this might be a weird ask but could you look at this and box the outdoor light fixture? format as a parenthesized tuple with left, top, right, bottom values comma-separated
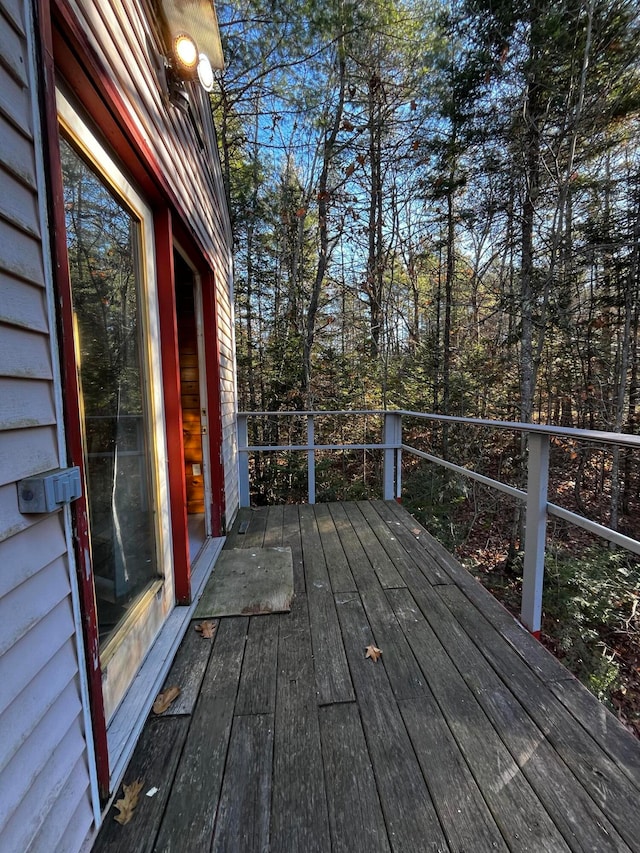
(197, 53, 215, 92)
(173, 33, 199, 76)
(159, 0, 224, 92)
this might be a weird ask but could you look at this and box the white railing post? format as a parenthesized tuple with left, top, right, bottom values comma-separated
(307, 415, 316, 504)
(237, 414, 250, 507)
(383, 412, 402, 500)
(521, 432, 550, 635)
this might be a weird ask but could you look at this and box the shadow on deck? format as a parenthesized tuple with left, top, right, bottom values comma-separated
(93, 500, 640, 852)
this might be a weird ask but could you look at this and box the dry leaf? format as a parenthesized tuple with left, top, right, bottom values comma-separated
(153, 685, 181, 714)
(114, 778, 144, 825)
(195, 621, 217, 639)
(365, 645, 382, 662)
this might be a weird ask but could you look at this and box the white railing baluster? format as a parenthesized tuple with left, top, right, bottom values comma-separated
(307, 415, 316, 504)
(238, 413, 250, 507)
(383, 412, 402, 500)
(521, 432, 550, 635)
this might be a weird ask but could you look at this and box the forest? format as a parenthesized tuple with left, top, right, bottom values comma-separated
(211, 0, 640, 733)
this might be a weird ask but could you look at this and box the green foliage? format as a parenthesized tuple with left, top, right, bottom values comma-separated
(543, 546, 639, 703)
(401, 464, 469, 550)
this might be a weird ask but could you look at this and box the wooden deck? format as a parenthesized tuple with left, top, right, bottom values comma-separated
(93, 501, 640, 852)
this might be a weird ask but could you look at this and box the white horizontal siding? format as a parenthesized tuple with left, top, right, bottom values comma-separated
(0, 716, 88, 851)
(0, 160, 41, 236)
(0, 2, 96, 852)
(0, 217, 44, 283)
(0, 424, 59, 486)
(0, 554, 71, 657)
(0, 323, 52, 379)
(0, 640, 78, 774)
(0, 275, 48, 330)
(27, 757, 94, 853)
(0, 598, 74, 718)
(0, 102, 36, 187)
(0, 7, 29, 86)
(0, 512, 65, 596)
(0, 377, 55, 431)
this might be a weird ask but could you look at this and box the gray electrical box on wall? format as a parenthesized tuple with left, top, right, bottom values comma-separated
(18, 467, 82, 513)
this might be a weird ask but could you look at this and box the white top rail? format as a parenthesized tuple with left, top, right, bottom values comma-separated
(238, 409, 640, 450)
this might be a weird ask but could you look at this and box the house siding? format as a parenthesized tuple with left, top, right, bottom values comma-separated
(57, 0, 239, 523)
(0, 0, 96, 850)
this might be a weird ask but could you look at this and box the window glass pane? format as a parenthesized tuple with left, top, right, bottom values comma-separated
(60, 137, 159, 647)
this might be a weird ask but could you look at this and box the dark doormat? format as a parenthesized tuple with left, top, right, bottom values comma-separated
(194, 546, 294, 617)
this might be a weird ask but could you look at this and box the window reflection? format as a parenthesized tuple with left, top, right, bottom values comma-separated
(60, 137, 159, 648)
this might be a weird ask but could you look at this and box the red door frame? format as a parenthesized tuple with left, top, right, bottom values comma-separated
(37, 0, 227, 795)
(172, 221, 227, 539)
(201, 270, 226, 536)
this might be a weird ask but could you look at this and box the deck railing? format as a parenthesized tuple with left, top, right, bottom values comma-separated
(237, 410, 640, 636)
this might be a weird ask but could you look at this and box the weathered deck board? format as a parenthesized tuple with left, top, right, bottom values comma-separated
(234, 614, 278, 716)
(313, 501, 357, 593)
(299, 504, 354, 705)
(153, 618, 217, 716)
(152, 617, 248, 852)
(386, 587, 569, 852)
(342, 501, 406, 588)
(334, 591, 449, 852)
(401, 576, 630, 851)
(270, 594, 331, 853)
(95, 716, 189, 853)
(319, 702, 390, 853)
(330, 503, 426, 700)
(92, 501, 640, 853)
(398, 695, 510, 853)
(210, 713, 273, 853)
(441, 583, 640, 851)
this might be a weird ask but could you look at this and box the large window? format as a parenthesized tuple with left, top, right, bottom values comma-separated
(60, 137, 159, 646)
(57, 90, 173, 722)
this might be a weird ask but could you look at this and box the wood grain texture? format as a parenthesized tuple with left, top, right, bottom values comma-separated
(312, 502, 356, 593)
(386, 586, 569, 852)
(334, 592, 449, 853)
(439, 583, 640, 850)
(548, 676, 640, 790)
(153, 617, 248, 852)
(330, 503, 426, 700)
(154, 620, 217, 716)
(398, 695, 509, 853)
(319, 702, 391, 853)
(235, 614, 278, 716)
(270, 594, 331, 853)
(342, 501, 406, 588)
(92, 716, 189, 853)
(370, 500, 451, 585)
(299, 504, 354, 705)
(382, 499, 574, 682)
(211, 714, 274, 853)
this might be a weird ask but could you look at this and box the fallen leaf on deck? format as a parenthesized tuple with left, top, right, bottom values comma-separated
(114, 778, 144, 825)
(195, 621, 217, 639)
(365, 645, 382, 662)
(153, 685, 181, 714)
